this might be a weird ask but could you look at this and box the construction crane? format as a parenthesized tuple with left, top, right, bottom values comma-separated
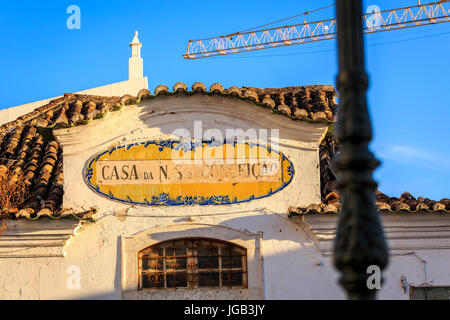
(183, 0, 450, 59)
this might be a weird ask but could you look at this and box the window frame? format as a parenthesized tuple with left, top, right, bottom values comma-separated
(137, 238, 248, 290)
(121, 223, 263, 300)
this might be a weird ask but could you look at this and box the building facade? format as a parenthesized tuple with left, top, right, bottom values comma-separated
(0, 34, 449, 300)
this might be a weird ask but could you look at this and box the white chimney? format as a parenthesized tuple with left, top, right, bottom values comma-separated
(129, 31, 143, 80)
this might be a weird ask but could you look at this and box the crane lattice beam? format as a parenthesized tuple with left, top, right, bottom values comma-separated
(183, 0, 450, 59)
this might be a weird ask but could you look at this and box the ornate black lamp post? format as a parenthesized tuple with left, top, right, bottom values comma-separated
(333, 0, 389, 300)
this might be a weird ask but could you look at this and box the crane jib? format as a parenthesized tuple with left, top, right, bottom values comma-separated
(183, 0, 450, 59)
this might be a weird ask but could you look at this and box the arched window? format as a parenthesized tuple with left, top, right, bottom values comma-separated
(138, 238, 247, 290)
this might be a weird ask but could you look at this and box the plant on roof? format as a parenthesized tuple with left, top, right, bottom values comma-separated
(0, 166, 32, 218)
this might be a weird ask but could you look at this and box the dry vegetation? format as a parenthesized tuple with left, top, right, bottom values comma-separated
(0, 165, 31, 218)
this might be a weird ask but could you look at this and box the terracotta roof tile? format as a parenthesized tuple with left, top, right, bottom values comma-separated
(0, 84, 338, 134)
(319, 134, 338, 200)
(296, 135, 450, 215)
(289, 190, 450, 215)
(0, 123, 95, 220)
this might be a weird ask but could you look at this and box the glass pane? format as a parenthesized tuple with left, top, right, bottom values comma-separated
(198, 243, 219, 256)
(198, 256, 219, 269)
(143, 258, 163, 271)
(221, 255, 242, 269)
(198, 272, 220, 287)
(221, 246, 242, 256)
(166, 272, 187, 288)
(222, 271, 243, 287)
(166, 257, 187, 270)
(139, 240, 247, 290)
(165, 245, 187, 257)
(142, 247, 163, 259)
(142, 272, 164, 288)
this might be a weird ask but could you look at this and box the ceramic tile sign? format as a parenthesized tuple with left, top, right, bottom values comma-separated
(84, 140, 294, 206)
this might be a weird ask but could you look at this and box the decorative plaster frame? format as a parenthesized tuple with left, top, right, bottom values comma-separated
(291, 211, 450, 255)
(53, 94, 328, 213)
(0, 219, 82, 258)
(121, 223, 263, 300)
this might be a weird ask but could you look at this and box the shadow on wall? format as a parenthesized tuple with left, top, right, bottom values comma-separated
(217, 213, 344, 300)
(58, 212, 344, 300)
(67, 212, 428, 300)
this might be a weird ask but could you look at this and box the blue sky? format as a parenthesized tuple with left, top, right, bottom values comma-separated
(1, 0, 449, 200)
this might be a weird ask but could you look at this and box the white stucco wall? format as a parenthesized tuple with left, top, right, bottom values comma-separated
(0, 210, 339, 299)
(2, 210, 449, 300)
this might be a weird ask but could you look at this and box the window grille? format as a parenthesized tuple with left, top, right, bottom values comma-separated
(138, 239, 247, 290)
